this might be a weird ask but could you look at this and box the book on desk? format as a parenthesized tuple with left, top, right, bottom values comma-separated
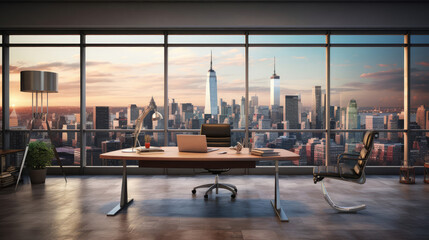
(251, 148, 280, 156)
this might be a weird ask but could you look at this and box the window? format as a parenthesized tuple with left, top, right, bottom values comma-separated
(249, 35, 325, 44)
(10, 35, 80, 44)
(86, 35, 163, 44)
(331, 35, 403, 44)
(1, 32, 423, 169)
(331, 47, 403, 165)
(9, 47, 80, 165)
(249, 46, 326, 165)
(168, 35, 244, 44)
(168, 47, 245, 145)
(86, 46, 164, 165)
(410, 46, 429, 166)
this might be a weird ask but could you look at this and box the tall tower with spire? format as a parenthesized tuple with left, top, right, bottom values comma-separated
(205, 51, 218, 115)
(270, 57, 280, 107)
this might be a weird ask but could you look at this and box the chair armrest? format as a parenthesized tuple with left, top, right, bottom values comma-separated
(337, 153, 360, 168)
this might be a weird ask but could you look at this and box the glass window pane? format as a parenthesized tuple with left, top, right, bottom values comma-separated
(168, 47, 245, 146)
(86, 35, 163, 44)
(10, 47, 80, 130)
(10, 35, 80, 44)
(249, 47, 325, 167)
(249, 35, 325, 44)
(331, 47, 403, 145)
(249, 47, 326, 131)
(411, 35, 429, 44)
(410, 47, 429, 166)
(331, 35, 403, 44)
(86, 47, 164, 158)
(168, 35, 244, 44)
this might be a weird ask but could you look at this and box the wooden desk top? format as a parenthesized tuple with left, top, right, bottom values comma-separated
(100, 147, 300, 162)
(0, 149, 24, 155)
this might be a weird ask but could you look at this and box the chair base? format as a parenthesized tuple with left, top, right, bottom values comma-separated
(192, 174, 237, 198)
(320, 180, 366, 213)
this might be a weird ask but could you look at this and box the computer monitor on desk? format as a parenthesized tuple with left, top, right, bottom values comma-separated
(177, 135, 219, 153)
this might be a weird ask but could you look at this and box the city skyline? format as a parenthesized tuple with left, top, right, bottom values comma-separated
(2, 45, 428, 108)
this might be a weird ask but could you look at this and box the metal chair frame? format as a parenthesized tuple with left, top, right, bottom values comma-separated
(314, 131, 377, 213)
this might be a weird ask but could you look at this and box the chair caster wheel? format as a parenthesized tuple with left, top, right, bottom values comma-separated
(192, 189, 196, 194)
(204, 194, 208, 199)
(231, 194, 236, 199)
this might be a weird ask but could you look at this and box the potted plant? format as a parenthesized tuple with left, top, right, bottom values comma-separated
(27, 141, 54, 184)
(144, 135, 151, 149)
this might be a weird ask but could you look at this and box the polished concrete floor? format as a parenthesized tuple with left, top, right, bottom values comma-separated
(1, 175, 428, 240)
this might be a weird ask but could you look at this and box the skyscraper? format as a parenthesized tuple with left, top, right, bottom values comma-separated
(346, 99, 359, 143)
(311, 86, 322, 129)
(387, 114, 399, 141)
(284, 95, 299, 129)
(366, 115, 384, 129)
(93, 106, 110, 147)
(127, 104, 139, 125)
(205, 51, 218, 115)
(270, 57, 280, 107)
(239, 96, 246, 128)
(416, 105, 427, 130)
(170, 98, 178, 115)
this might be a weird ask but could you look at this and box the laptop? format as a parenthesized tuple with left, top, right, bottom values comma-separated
(177, 135, 219, 153)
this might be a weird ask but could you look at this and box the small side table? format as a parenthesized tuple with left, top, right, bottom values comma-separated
(399, 166, 415, 184)
(424, 163, 429, 184)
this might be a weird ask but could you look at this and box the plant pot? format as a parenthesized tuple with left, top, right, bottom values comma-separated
(29, 168, 47, 184)
(145, 142, 151, 149)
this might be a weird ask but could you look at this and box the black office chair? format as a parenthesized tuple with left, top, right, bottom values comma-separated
(313, 131, 378, 212)
(191, 124, 237, 199)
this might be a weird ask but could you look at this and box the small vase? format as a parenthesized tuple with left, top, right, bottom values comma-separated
(145, 142, 151, 149)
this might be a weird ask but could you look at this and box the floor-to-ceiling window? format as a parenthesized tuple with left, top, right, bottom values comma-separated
(85, 35, 164, 166)
(167, 35, 246, 148)
(410, 35, 429, 166)
(8, 35, 80, 166)
(330, 35, 405, 166)
(1, 32, 426, 171)
(249, 34, 326, 166)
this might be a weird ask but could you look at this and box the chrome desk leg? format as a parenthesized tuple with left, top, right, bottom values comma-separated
(107, 160, 134, 216)
(271, 160, 289, 222)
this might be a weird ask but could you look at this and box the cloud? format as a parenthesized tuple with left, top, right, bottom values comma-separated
(417, 61, 429, 67)
(258, 58, 270, 62)
(364, 65, 372, 69)
(9, 62, 79, 74)
(378, 64, 390, 67)
(293, 56, 306, 60)
(377, 63, 397, 68)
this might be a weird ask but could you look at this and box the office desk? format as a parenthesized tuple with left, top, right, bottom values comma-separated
(100, 147, 300, 221)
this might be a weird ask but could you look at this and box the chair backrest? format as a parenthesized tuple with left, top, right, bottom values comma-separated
(353, 131, 378, 176)
(201, 124, 231, 147)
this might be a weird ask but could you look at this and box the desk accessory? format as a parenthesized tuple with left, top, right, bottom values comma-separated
(230, 141, 243, 154)
(122, 99, 163, 153)
(136, 146, 164, 153)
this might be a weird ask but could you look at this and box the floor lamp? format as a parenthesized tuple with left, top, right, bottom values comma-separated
(15, 71, 67, 190)
(122, 102, 163, 153)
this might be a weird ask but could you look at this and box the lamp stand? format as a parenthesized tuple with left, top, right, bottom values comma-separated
(122, 103, 161, 153)
(15, 92, 67, 190)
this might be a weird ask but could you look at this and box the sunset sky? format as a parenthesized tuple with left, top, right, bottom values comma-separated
(1, 35, 428, 109)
